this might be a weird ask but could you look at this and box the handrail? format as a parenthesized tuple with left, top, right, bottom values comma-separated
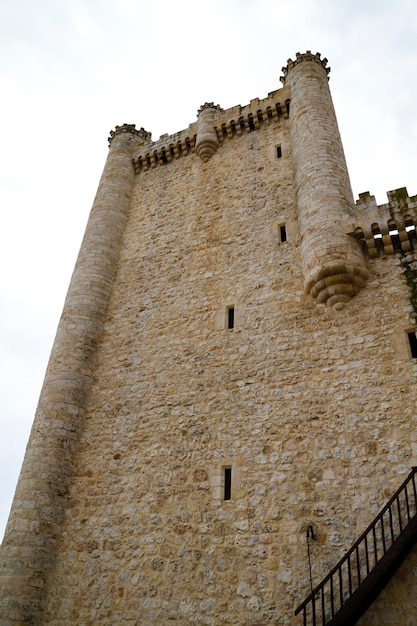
(295, 467, 417, 626)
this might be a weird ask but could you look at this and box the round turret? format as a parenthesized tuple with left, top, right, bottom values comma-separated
(0, 124, 148, 623)
(282, 52, 368, 309)
(195, 103, 222, 162)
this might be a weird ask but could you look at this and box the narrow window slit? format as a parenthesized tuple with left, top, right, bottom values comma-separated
(408, 331, 417, 358)
(224, 468, 232, 500)
(276, 145, 282, 159)
(279, 224, 287, 243)
(227, 306, 235, 329)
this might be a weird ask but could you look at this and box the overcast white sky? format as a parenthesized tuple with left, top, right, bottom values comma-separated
(1, 0, 416, 540)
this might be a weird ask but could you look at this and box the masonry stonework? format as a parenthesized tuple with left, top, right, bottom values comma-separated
(1, 52, 417, 625)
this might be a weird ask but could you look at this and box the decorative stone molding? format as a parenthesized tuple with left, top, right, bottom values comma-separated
(352, 221, 417, 259)
(133, 135, 197, 173)
(307, 261, 369, 309)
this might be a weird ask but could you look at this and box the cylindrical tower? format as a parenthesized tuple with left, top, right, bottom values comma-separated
(195, 103, 222, 162)
(281, 52, 368, 309)
(0, 124, 149, 623)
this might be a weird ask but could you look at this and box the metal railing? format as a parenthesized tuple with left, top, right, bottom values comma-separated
(295, 467, 417, 626)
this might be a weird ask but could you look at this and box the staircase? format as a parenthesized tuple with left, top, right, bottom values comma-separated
(295, 467, 417, 626)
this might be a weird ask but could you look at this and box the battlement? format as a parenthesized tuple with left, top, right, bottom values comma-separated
(280, 50, 330, 85)
(354, 188, 417, 258)
(356, 187, 417, 222)
(131, 85, 290, 173)
(108, 123, 151, 146)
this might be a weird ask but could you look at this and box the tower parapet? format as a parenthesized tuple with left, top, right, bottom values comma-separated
(282, 51, 369, 309)
(132, 90, 290, 173)
(353, 188, 417, 258)
(108, 123, 151, 146)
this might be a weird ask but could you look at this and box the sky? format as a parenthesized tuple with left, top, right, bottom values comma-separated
(0, 0, 416, 541)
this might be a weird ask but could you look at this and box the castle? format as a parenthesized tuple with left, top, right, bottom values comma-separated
(1, 51, 417, 625)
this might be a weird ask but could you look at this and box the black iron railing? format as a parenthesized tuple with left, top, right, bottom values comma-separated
(295, 467, 417, 626)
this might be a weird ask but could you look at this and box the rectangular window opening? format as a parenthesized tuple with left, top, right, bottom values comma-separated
(408, 331, 417, 358)
(276, 145, 282, 159)
(279, 224, 287, 243)
(227, 306, 235, 329)
(224, 467, 232, 501)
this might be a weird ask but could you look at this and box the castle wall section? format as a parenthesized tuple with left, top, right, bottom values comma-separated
(39, 104, 417, 624)
(2, 53, 417, 626)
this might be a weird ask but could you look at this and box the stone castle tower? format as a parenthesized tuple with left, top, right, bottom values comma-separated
(1, 52, 417, 625)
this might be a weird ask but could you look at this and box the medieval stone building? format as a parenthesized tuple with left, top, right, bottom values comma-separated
(1, 51, 417, 625)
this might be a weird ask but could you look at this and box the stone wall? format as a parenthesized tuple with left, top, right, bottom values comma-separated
(41, 108, 417, 623)
(2, 53, 417, 626)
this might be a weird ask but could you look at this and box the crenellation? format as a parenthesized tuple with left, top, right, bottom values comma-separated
(133, 135, 197, 173)
(132, 88, 291, 173)
(356, 191, 378, 212)
(280, 50, 330, 85)
(356, 187, 417, 222)
(353, 188, 417, 258)
(108, 122, 152, 147)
